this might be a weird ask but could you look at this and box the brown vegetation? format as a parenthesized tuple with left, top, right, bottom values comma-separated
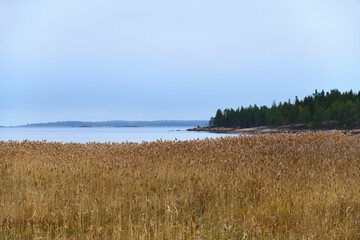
(1, 132, 360, 239)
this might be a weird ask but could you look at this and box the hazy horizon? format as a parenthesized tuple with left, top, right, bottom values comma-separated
(6, 119, 209, 128)
(1, 1, 360, 126)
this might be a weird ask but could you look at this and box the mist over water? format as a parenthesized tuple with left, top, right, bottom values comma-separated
(0, 127, 237, 143)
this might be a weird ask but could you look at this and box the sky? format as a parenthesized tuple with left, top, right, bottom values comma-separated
(1, 0, 360, 126)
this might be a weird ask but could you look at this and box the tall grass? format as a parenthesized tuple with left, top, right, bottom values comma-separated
(1, 132, 360, 239)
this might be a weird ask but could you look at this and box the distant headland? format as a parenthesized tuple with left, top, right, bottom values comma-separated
(14, 120, 209, 128)
(187, 89, 360, 135)
(208, 89, 360, 130)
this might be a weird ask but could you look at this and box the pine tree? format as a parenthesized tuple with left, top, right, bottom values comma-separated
(210, 89, 360, 128)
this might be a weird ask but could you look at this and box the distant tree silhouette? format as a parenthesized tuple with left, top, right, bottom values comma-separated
(210, 89, 360, 129)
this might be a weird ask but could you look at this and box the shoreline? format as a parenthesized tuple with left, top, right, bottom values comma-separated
(187, 126, 360, 135)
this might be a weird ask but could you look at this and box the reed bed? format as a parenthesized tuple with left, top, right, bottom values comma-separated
(1, 132, 360, 239)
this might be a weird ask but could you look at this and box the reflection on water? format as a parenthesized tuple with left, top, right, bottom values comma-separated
(0, 127, 239, 143)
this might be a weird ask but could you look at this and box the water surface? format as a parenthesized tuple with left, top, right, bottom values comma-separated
(0, 127, 238, 143)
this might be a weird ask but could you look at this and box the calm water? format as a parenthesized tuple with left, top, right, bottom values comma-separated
(0, 127, 238, 143)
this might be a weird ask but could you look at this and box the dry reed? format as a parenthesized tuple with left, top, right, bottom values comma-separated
(1, 132, 360, 239)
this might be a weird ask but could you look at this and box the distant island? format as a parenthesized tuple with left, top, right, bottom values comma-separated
(15, 120, 209, 128)
(208, 89, 360, 130)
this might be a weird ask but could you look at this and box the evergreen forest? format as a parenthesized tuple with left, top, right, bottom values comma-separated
(210, 89, 360, 129)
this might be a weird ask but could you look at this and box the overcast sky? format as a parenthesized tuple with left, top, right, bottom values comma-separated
(1, 0, 359, 126)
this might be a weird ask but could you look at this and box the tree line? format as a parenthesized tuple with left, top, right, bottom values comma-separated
(210, 89, 360, 129)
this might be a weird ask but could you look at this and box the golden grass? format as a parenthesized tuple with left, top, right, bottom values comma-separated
(1, 132, 360, 239)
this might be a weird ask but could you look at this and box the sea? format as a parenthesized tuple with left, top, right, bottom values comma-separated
(0, 127, 238, 143)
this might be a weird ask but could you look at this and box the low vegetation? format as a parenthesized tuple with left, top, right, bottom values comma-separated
(1, 132, 360, 239)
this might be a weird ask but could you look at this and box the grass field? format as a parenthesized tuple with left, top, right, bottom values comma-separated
(1, 132, 360, 239)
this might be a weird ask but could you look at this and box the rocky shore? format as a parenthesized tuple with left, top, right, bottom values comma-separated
(187, 126, 360, 135)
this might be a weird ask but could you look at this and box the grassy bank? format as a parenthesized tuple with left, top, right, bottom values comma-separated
(1, 132, 360, 239)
